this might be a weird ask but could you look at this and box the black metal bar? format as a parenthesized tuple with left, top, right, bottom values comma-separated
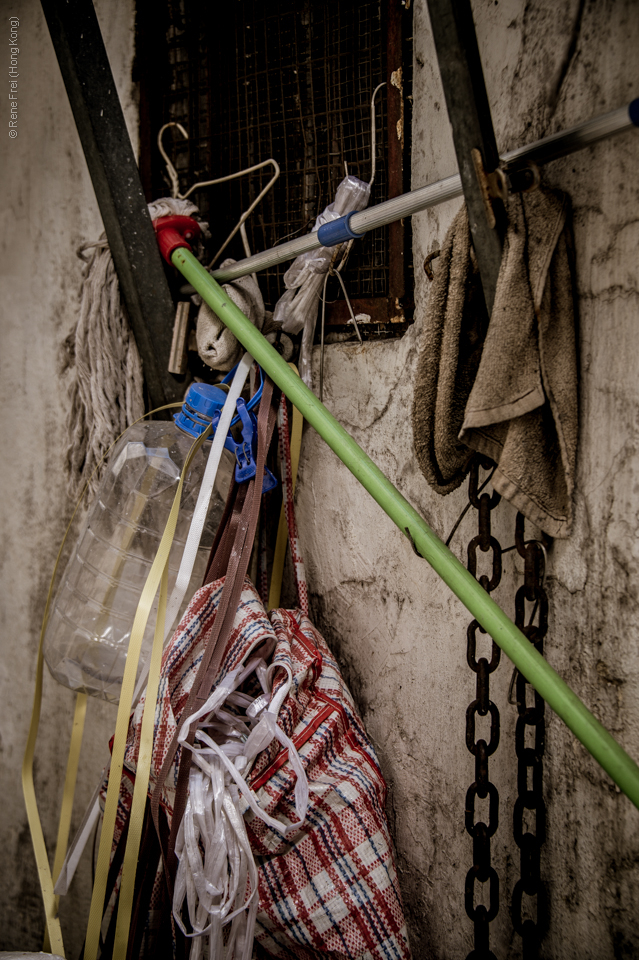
(136, 0, 170, 204)
(425, 0, 504, 313)
(41, 0, 182, 408)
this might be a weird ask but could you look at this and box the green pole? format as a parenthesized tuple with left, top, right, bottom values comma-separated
(172, 245, 639, 810)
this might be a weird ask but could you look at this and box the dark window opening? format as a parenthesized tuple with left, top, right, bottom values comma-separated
(136, 0, 413, 341)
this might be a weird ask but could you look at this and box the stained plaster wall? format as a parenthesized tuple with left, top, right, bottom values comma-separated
(295, 1, 639, 958)
(1, 0, 638, 957)
(0, 0, 138, 952)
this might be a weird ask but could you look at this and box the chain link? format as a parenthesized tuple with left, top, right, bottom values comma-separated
(465, 456, 502, 960)
(511, 512, 548, 957)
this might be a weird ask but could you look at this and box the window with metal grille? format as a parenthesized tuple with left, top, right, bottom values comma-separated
(136, 0, 413, 337)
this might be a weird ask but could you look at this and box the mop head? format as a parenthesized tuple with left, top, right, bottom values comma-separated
(63, 198, 202, 502)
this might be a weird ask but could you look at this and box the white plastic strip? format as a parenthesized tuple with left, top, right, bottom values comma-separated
(54, 360, 254, 897)
(173, 655, 309, 959)
(164, 352, 253, 640)
(53, 780, 102, 896)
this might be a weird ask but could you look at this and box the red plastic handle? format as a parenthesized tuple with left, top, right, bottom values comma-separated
(153, 215, 201, 263)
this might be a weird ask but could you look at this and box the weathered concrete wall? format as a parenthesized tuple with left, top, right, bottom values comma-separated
(1, 0, 638, 957)
(297, 1, 639, 957)
(0, 0, 137, 951)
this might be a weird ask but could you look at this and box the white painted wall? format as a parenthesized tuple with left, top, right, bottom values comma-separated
(297, 1, 639, 957)
(0, 0, 137, 952)
(1, 0, 638, 957)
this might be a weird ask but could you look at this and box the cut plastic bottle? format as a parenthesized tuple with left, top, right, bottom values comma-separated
(43, 383, 235, 703)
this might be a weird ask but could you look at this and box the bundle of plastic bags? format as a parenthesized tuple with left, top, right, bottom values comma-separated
(273, 175, 370, 389)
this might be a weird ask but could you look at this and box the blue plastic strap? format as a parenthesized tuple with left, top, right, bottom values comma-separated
(222, 362, 264, 425)
(629, 98, 639, 127)
(317, 211, 364, 247)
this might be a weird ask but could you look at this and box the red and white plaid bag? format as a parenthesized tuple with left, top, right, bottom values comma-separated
(102, 385, 412, 960)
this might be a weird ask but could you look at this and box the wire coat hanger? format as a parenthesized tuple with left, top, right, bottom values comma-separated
(157, 122, 280, 265)
(319, 83, 386, 398)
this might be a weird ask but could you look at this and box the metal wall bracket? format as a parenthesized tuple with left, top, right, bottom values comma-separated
(426, 0, 505, 313)
(471, 147, 508, 229)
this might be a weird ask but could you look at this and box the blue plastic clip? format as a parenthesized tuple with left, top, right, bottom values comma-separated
(213, 399, 278, 493)
(316, 210, 365, 247)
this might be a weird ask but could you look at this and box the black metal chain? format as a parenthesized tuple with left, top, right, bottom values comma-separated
(464, 456, 502, 960)
(511, 512, 547, 958)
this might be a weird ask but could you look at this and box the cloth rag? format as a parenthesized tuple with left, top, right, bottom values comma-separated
(195, 258, 266, 371)
(413, 187, 578, 538)
(195, 262, 293, 371)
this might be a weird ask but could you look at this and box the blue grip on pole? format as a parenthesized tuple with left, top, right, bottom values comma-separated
(629, 98, 639, 127)
(317, 211, 365, 247)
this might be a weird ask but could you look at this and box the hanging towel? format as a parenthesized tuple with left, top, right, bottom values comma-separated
(411, 204, 488, 495)
(413, 187, 578, 538)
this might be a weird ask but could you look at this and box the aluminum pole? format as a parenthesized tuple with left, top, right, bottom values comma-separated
(211, 99, 638, 283)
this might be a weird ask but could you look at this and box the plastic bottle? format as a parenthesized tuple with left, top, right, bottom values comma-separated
(43, 382, 235, 703)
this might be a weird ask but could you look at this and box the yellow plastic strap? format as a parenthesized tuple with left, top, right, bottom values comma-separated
(42, 691, 88, 952)
(52, 693, 88, 888)
(113, 562, 168, 952)
(22, 619, 66, 955)
(268, 366, 304, 611)
(84, 423, 211, 960)
(21, 402, 182, 958)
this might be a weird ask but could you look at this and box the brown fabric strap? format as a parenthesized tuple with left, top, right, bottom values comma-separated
(202, 473, 240, 585)
(204, 481, 248, 585)
(150, 376, 278, 888)
(166, 384, 278, 868)
(191, 378, 276, 710)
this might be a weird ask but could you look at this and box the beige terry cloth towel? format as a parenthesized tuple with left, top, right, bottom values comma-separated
(412, 207, 490, 494)
(413, 187, 578, 538)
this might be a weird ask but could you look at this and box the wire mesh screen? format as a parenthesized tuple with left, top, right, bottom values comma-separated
(153, 0, 410, 315)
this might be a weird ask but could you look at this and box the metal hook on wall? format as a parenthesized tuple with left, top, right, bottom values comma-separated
(320, 82, 385, 398)
(343, 82, 385, 185)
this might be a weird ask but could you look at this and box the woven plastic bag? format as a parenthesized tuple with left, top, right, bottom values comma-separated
(100, 385, 412, 960)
